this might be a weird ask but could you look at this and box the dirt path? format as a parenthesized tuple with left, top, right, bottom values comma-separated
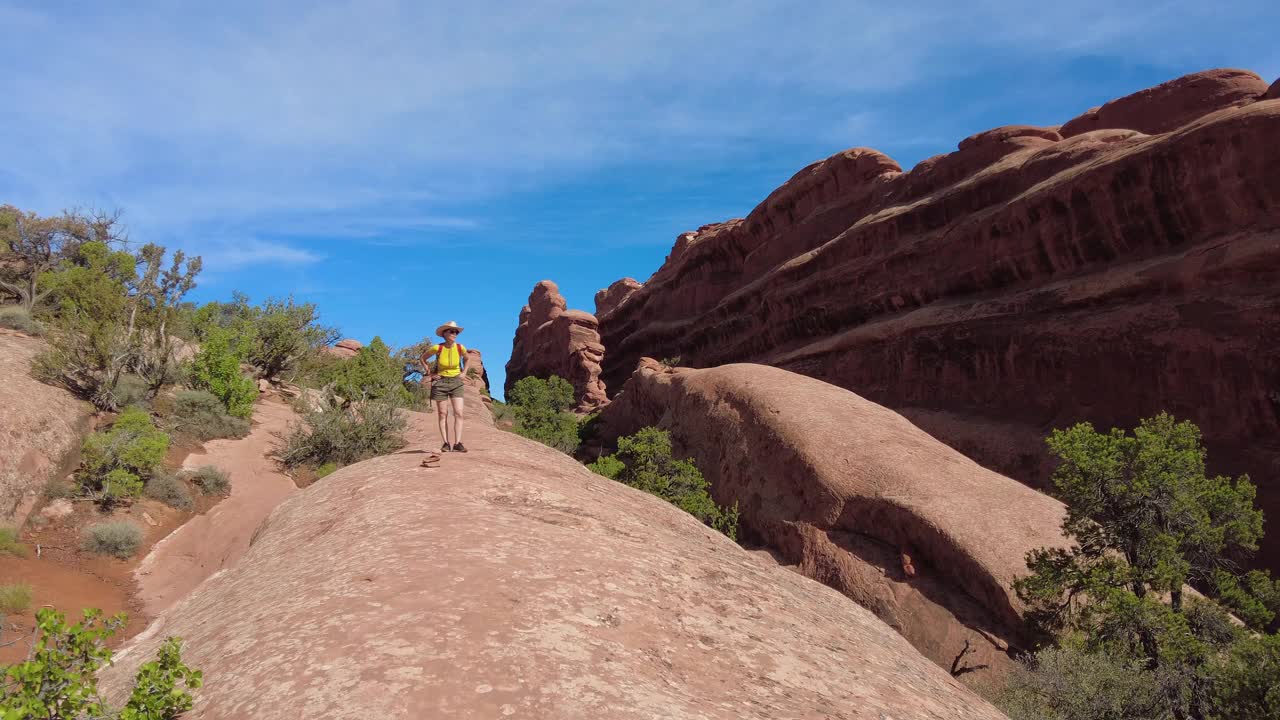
(133, 395, 299, 616)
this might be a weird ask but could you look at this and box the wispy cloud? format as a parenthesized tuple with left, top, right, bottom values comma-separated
(0, 0, 1275, 263)
(197, 239, 323, 272)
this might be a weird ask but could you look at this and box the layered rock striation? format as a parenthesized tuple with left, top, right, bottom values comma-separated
(598, 68, 1280, 564)
(507, 280, 608, 412)
(101, 382, 1008, 719)
(598, 360, 1070, 684)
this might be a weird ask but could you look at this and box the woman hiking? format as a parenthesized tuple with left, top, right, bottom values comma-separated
(421, 320, 469, 455)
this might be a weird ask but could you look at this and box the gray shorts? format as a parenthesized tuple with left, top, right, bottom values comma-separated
(430, 375, 465, 401)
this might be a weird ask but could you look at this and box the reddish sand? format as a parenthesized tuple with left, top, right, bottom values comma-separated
(133, 395, 299, 616)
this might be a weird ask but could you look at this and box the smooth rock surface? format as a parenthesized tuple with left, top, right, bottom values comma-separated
(101, 383, 1009, 719)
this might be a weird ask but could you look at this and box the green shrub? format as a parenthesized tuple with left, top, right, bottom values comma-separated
(0, 525, 28, 557)
(0, 305, 42, 334)
(0, 607, 201, 719)
(0, 583, 32, 614)
(185, 465, 230, 495)
(143, 472, 193, 511)
(328, 336, 410, 407)
(165, 388, 252, 441)
(595, 427, 739, 540)
(999, 638, 1167, 720)
(586, 454, 624, 479)
(112, 373, 151, 408)
(83, 521, 144, 559)
(274, 400, 407, 469)
(189, 327, 257, 419)
(315, 462, 338, 478)
(1011, 413, 1280, 717)
(77, 406, 171, 507)
(506, 375, 581, 453)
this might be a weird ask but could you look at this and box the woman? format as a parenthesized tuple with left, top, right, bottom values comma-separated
(421, 320, 468, 454)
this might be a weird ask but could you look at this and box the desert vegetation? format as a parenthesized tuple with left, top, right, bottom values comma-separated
(500, 375, 738, 541)
(1, 608, 201, 719)
(1000, 413, 1280, 720)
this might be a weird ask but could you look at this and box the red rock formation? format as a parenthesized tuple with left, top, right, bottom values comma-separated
(598, 68, 1280, 568)
(0, 330, 93, 526)
(1266, 77, 1280, 101)
(598, 360, 1071, 685)
(594, 277, 643, 319)
(506, 280, 608, 412)
(325, 338, 362, 359)
(1059, 68, 1268, 137)
(101, 381, 1008, 719)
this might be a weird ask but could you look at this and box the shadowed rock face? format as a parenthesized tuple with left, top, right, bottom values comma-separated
(598, 68, 1280, 568)
(598, 360, 1070, 686)
(0, 330, 93, 525)
(506, 280, 609, 412)
(595, 277, 644, 319)
(100, 383, 1009, 719)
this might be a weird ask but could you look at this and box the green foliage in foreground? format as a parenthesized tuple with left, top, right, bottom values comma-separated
(0, 608, 201, 719)
(1001, 413, 1280, 720)
(589, 426, 739, 541)
(187, 328, 256, 419)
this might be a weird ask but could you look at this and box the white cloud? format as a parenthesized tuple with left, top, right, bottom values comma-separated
(196, 239, 323, 272)
(0, 0, 1276, 261)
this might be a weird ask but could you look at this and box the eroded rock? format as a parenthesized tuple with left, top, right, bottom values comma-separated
(506, 280, 609, 412)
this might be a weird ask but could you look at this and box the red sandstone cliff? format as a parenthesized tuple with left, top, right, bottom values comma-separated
(507, 280, 608, 412)
(597, 68, 1280, 566)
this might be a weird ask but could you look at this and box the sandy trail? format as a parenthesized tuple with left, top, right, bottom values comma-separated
(134, 395, 299, 616)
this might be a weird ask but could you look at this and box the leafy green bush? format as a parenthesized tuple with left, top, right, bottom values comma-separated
(164, 389, 251, 441)
(184, 465, 230, 495)
(1010, 413, 1280, 718)
(328, 336, 410, 407)
(0, 525, 28, 557)
(143, 472, 193, 511)
(0, 607, 201, 719)
(0, 305, 42, 334)
(592, 427, 739, 540)
(274, 400, 407, 470)
(505, 375, 581, 453)
(83, 521, 144, 558)
(188, 327, 256, 419)
(315, 462, 338, 478)
(77, 406, 171, 506)
(0, 583, 32, 614)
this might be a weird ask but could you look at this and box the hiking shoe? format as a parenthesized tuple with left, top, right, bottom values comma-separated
(452, 442, 468, 453)
(441, 443, 452, 453)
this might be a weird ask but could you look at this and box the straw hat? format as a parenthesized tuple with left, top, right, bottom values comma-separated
(435, 320, 464, 338)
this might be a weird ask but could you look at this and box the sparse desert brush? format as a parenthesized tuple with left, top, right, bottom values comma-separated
(0, 583, 33, 613)
(0, 305, 42, 335)
(315, 462, 338, 478)
(185, 465, 230, 495)
(0, 525, 29, 557)
(144, 472, 194, 510)
(274, 400, 407, 469)
(165, 388, 251, 441)
(83, 521, 144, 559)
(77, 406, 170, 507)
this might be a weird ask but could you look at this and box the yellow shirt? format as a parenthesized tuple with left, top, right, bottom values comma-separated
(428, 343, 467, 377)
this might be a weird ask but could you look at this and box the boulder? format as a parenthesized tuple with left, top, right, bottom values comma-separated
(506, 280, 609, 412)
(326, 338, 363, 359)
(100, 383, 1009, 719)
(594, 277, 643, 319)
(598, 360, 1071, 684)
(1266, 76, 1280, 101)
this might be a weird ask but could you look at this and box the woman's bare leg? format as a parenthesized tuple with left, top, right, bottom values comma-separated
(450, 395, 465, 445)
(436, 399, 450, 447)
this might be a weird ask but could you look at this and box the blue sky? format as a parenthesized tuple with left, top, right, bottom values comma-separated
(2, 1, 1277, 399)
